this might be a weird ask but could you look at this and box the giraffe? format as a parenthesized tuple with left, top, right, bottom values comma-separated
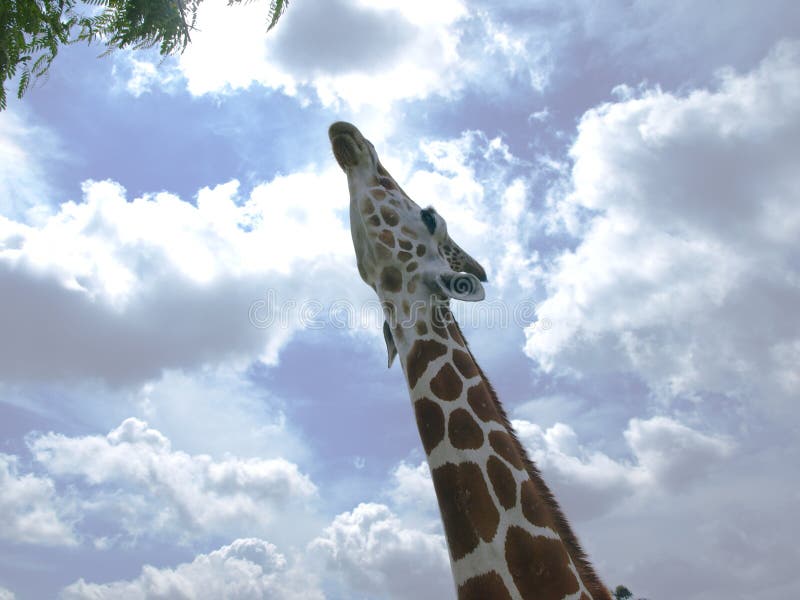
(329, 122, 610, 600)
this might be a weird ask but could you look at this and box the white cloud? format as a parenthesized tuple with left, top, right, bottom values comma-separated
(0, 108, 62, 220)
(0, 165, 360, 384)
(527, 41, 800, 410)
(0, 587, 15, 600)
(309, 503, 451, 600)
(28, 418, 317, 543)
(61, 538, 322, 600)
(513, 415, 733, 519)
(386, 461, 437, 515)
(0, 454, 76, 547)
(129, 368, 308, 461)
(112, 55, 183, 97)
(121, 0, 550, 110)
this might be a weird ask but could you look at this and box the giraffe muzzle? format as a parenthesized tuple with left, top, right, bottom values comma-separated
(331, 134, 359, 169)
(329, 121, 365, 170)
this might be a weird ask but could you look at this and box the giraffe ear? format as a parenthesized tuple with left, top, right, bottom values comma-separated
(383, 320, 397, 368)
(436, 272, 485, 302)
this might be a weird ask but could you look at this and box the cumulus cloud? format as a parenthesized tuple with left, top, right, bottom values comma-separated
(118, 0, 550, 110)
(513, 415, 733, 519)
(386, 461, 437, 515)
(0, 166, 359, 384)
(27, 418, 317, 543)
(61, 538, 322, 600)
(309, 503, 451, 600)
(0, 454, 76, 546)
(0, 587, 15, 600)
(527, 41, 800, 410)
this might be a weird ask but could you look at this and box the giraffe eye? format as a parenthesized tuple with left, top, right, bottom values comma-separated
(420, 209, 437, 234)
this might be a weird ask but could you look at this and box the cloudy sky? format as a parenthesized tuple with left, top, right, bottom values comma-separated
(1, 1, 799, 598)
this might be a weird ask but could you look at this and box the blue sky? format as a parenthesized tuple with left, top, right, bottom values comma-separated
(1, 1, 799, 598)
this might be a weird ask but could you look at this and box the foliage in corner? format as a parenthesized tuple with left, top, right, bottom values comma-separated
(0, 0, 289, 110)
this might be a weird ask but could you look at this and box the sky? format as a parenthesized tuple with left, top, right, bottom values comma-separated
(1, 1, 799, 598)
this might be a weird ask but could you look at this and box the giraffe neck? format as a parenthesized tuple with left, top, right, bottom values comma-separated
(391, 306, 609, 600)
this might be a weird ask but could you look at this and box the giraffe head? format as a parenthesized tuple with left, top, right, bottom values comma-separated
(329, 122, 487, 363)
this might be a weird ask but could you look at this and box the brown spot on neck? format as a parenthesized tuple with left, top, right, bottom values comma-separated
(452, 349, 479, 379)
(431, 462, 499, 560)
(487, 455, 516, 510)
(414, 397, 445, 455)
(429, 363, 462, 401)
(448, 409, 484, 450)
(521, 479, 556, 529)
(458, 571, 512, 600)
(489, 431, 524, 470)
(406, 339, 448, 388)
(505, 527, 580, 599)
(467, 382, 502, 424)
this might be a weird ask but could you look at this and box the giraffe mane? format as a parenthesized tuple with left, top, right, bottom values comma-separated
(449, 314, 610, 600)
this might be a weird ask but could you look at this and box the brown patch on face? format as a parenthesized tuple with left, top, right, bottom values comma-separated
(467, 382, 501, 424)
(415, 321, 428, 336)
(401, 226, 418, 240)
(414, 397, 445, 454)
(378, 229, 395, 248)
(380, 266, 403, 293)
(399, 239, 413, 251)
(452, 349, 478, 379)
(520, 480, 555, 529)
(401, 300, 410, 316)
(429, 363, 463, 401)
(487, 455, 517, 510)
(361, 198, 375, 214)
(406, 339, 448, 388)
(489, 431, 524, 470)
(371, 189, 386, 201)
(448, 408, 484, 450)
(416, 244, 427, 257)
(458, 572, 512, 600)
(379, 176, 396, 190)
(368, 214, 381, 227)
(389, 198, 401, 207)
(407, 278, 417, 294)
(406, 261, 418, 273)
(380, 206, 400, 226)
(430, 463, 479, 560)
(397, 251, 412, 262)
(505, 526, 579, 599)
